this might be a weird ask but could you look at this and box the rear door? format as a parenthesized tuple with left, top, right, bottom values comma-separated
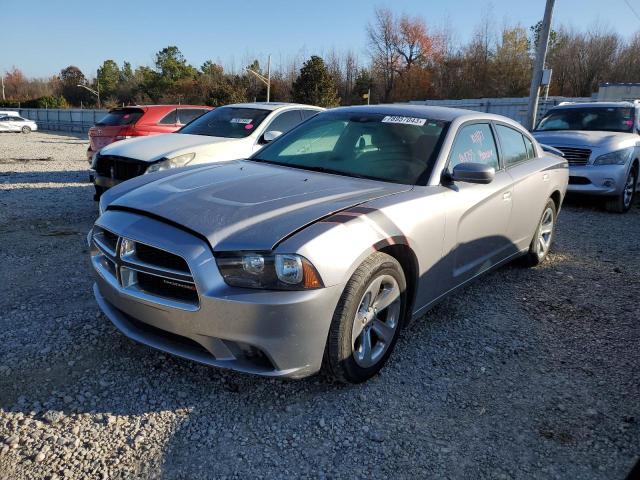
(444, 122, 514, 284)
(496, 123, 549, 250)
(0, 116, 10, 132)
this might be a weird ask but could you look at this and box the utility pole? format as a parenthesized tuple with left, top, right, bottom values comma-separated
(1, 74, 5, 101)
(525, 0, 555, 130)
(246, 54, 271, 102)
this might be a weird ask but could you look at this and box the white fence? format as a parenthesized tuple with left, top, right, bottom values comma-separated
(408, 96, 592, 126)
(9, 96, 592, 133)
(11, 108, 109, 133)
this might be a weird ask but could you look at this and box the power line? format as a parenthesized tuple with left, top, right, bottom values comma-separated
(624, 0, 640, 24)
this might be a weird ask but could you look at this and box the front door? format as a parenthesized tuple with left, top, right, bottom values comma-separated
(443, 123, 514, 284)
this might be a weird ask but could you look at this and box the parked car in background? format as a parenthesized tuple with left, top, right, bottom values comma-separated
(532, 101, 640, 212)
(89, 105, 567, 383)
(86, 105, 212, 161)
(0, 114, 38, 133)
(89, 102, 323, 199)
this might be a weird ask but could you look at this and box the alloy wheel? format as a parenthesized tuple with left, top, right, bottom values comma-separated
(536, 207, 554, 257)
(351, 274, 401, 368)
(623, 170, 636, 209)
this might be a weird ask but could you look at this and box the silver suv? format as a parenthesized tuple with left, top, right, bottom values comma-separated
(532, 101, 639, 212)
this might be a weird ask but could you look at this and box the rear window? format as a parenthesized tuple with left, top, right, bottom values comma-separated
(96, 109, 143, 126)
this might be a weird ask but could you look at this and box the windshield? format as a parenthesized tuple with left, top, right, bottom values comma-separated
(535, 107, 635, 133)
(179, 107, 270, 138)
(251, 111, 449, 185)
(96, 109, 143, 126)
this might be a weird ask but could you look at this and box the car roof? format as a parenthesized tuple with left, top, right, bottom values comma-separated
(224, 102, 325, 111)
(550, 101, 636, 110)
(327, 104, 518, 123)
(113, 105, 212, 111)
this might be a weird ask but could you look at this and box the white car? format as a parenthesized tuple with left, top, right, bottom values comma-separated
(0, 115, 38, 133)
(90, 102, 323, 198)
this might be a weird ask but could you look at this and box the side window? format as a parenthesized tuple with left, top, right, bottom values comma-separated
(448, 123, 499, 172)
(301, 109, 320, 120)
(265, 110, 303, 134)
(178, 108, 208, 125)
(523, 135, 536, 159)
(158, 109, 178, 125)
(496, 124, 529, 166)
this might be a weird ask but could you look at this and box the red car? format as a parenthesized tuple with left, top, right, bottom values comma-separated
(86, 105, 212, 161)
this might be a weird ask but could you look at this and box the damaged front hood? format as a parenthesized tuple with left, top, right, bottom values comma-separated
(107, 160, 411, 251)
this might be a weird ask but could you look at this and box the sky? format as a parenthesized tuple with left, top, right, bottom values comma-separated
(3, 0, 640, 78)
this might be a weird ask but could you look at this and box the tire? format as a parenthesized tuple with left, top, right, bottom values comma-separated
(605, 167, 637, 213)
(521, 198, 557, 267)
(323, 252, 407, 383)
(93, 185, 106, 201)
(21, 126, 31, 134)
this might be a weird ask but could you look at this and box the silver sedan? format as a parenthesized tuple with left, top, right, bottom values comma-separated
(89, 105, 568, 383)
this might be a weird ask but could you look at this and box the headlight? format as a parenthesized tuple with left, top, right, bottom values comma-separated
(216, 252, 323, 290)
(145, 153, 196, 173)
(594, 147, 634, 165)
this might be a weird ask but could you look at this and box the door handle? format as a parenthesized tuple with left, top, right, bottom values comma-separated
(542, 173, 549, 182)
(502, 191, 512, 200)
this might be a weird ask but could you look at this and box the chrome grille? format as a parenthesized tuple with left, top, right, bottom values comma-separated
(552, 146, 591, 165)
(91, 227, 198, 307)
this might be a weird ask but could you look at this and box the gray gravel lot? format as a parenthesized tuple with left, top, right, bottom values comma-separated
(0, 131, 638, 480)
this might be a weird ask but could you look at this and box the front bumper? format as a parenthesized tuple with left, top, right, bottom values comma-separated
(567, 164, 628, 196)
(90, 171, 122, 189)
(90, 209, 342, 379)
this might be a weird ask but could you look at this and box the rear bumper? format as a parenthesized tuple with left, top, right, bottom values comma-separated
(567, 164, 628, 196)
(90, 210, 342, 378)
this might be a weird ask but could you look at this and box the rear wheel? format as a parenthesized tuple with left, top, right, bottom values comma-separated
(521, 198, 556, 267)
(323, 252, 406, 383)
(605, 167, 637, 213)
(21, 126, 31, 134)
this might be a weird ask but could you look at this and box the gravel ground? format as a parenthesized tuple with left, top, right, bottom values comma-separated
(0, 131, 638, 480)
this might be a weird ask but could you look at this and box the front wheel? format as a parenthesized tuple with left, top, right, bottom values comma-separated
(323, 252, 407, 383)
(521, 198, 557, 267)
(605, 167, 637, 213)
(21, 126, 31, 134)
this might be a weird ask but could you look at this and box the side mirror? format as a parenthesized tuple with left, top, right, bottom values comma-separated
(540, 144, 565, 157)
(451, 163, 495, 184)
(262, 130, 283, 143)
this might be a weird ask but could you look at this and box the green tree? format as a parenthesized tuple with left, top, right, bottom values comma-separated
(97, 60, 120, 99)
(120, 62, 134, 83)
(59, 65, 89, 106)
(291, 56, 339, 107)
(155, 46, 196, 82)
(352, 69, 374, 104)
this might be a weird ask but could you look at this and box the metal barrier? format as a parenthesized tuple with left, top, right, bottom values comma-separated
(8, 108, 109, 134)
(8, 97, 592, 134)
(408, 96, 592, 126)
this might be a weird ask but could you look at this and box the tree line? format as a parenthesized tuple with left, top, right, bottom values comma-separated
(2, 7, 640, 109)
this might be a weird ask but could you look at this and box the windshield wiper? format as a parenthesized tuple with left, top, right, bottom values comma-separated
(248, 159, 374, 180)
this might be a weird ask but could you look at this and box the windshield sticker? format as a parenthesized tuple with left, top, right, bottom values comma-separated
(381, 115, 427, 126)
(470, 129, 485, 144)
(244, 124, 254, 130)
(230, 118, 252, 124)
